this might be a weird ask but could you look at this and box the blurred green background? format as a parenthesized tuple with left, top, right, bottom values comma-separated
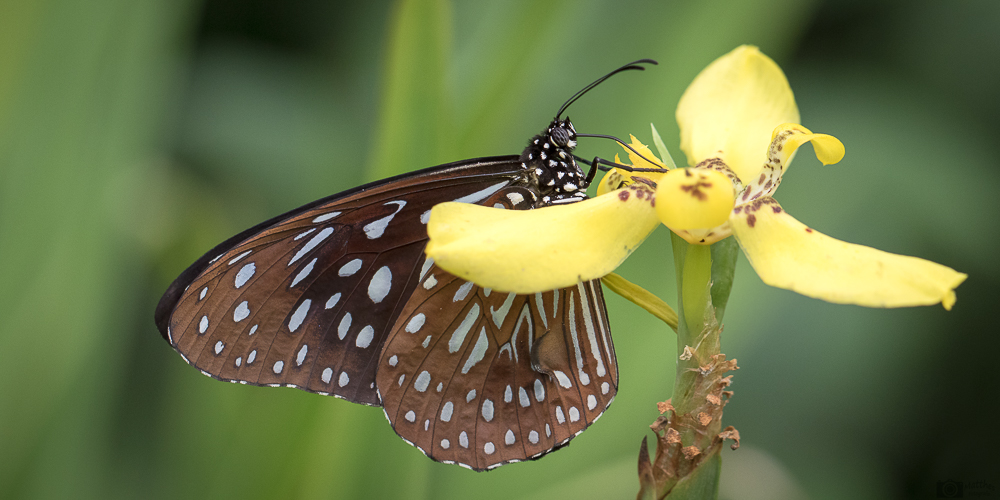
(1, 0, 997, 499)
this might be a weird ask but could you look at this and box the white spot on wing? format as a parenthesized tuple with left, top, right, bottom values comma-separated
(368, 266, 392, 303)
(199, 287, 207, 300)
(414, 371, 431, 392)
(289, 299, 311, 332)
(482, 399, 494, 422)
(440, 401, 454, 422)
(235, 263, 256, 288)
(294, 227, 316, 240)
(441, 439, 450, 449)
(290, 227, 334, 265)
(534, 379, 545, 402)
(504, 385, 512, 403)
(460, 431, 469, 448)
(228, 250, 252, 265)
(214, 341, 224, 355)
(339, 259, 362, 277)
(405, 410, 416, 422)
(273, 361, 284, 374)
(419, 258, 434, 279)
(484, 442, 495, 455)
(454, 181, 509, 204)
(325, 293, 341, 309)
(588, 394, 597, 410)
(602, 381, 610, 395)
(448, 304, 480, 353)
(296, 344, 308, 366)
(519, 387, 530, 407)
(291, 257, 317, 287)
(578, 282, 607, 377)
(233, 301, 250, 322)
(466, 389, 476, 403)
(423, 275, 437, 289)
(339, 371, 349, 387)
(420, 210, 431, 224)
(505, 430, 515, 445)
(364, 201, 406, 239)
(553, 370, 572, 388)
(568, 291, 590, 386)
(556, 406, 565, 424)
(199, 316, 209, 334)
(312, 211, 341, 223)
(529, 430, 539, 444)
(388, 355, 398, 367)
(453, 281, 474, 302)
(248, 350, 257, 364)
(355, 325, 374, 348)
(569, 407, 580, 422)
(322, 367, 333, 383)
(405, 314, 425, 333)
(461, 327, 488, 374)
(534, 293, 548, 329)
(491, 292, 517, 329)
(338, 313, 352, 340)
(507, 192, 524, 205)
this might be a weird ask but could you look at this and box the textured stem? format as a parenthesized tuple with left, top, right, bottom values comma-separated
(637, 234, 739, 500)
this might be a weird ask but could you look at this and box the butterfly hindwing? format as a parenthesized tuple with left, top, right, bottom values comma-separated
(159, 157, 537, 405)
(377, 263, 618, 471)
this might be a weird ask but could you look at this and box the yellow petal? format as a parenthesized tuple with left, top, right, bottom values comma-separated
(739, 123, 846, 202)
(676, 45, 800, 184)
(769, 123, 844, 167)
(625, 134, 667, 170)
(655, 168, 735, 230)
(731, 198, 967, 309)
(426, 185, 661, 293)
(595, 145, 665, 197)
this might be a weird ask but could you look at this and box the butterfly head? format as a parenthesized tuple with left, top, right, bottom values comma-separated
(521, 117, 588, 205)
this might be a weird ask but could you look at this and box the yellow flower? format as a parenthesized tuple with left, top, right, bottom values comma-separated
(425, 46, 966, 310)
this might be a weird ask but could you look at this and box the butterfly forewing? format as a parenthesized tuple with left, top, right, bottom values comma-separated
(159, 158, 536, 405)
(377, 263, 618, 471)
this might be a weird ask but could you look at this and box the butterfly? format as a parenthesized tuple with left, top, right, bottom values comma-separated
(155, 59, 659, 471)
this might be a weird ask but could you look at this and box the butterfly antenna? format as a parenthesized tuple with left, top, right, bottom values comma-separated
(555, 59, 657, 119)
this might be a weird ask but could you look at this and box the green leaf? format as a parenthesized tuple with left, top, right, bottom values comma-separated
(650, 122, 678, 170)
(367, 0, 452, 180)
(709, 236, 738, 322)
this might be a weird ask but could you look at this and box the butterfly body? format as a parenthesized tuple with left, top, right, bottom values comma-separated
(156, 58, 658, 469)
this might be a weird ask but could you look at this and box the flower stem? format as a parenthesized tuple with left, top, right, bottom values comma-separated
(638, 234, 739, 499)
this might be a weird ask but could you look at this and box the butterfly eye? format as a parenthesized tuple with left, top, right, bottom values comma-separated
(551, 126, 571, 147)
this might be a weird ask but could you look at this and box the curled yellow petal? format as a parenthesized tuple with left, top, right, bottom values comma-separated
(426, 185, 660, 293)
(769, 123, 845, 167)
(676, 45, 800, 184)
(740, 124, 846, 202)
(730, 197, 967, 309)
(655, 168, 735, 230)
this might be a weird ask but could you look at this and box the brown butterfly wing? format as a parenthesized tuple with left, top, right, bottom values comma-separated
(157, 157, 536, 405)
(377, 265, 618, 470)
